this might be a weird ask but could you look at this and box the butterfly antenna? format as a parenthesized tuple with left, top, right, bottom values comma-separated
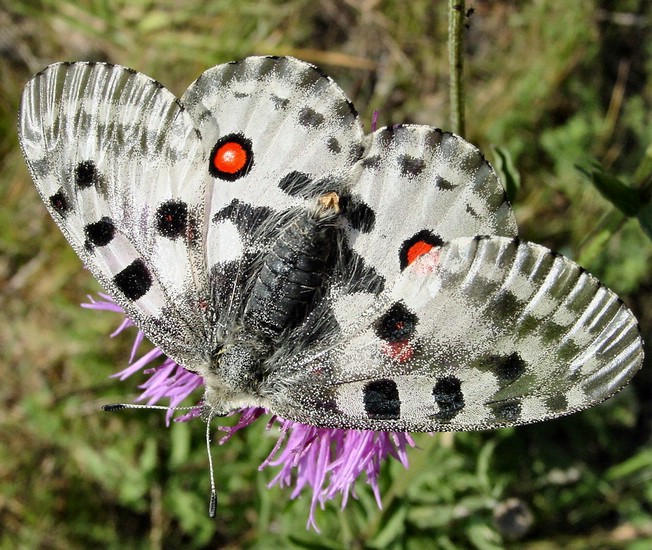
(104, 402, 217, 515)
(206, 412, 218, 518)
(102, 403, 199, 412)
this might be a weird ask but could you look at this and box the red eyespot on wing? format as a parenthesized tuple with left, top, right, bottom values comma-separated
(399, 230, 445, 270)
(215, 142, 247, 173)
(406, 241, 434, 266)
(209, 133, 254, 181)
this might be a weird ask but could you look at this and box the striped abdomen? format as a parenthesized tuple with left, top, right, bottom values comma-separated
(243, 197, 339, 340)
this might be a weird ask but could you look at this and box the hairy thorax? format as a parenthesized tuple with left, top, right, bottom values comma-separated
(205, 194, 341, 414)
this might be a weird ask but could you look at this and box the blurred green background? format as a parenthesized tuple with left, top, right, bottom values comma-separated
(2, 0, 652, 548)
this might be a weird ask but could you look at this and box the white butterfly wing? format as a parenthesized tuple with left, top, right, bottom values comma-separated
(182, 55, 364, 211)
(269, 236, 643, 431)
(180, 56, 365, 329)
(18, 62, 212, 369)
(288, 125, 519, 353)
(343, 125, 517, 293)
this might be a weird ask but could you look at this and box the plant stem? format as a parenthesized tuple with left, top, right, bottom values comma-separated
(448, 0, 466, 136)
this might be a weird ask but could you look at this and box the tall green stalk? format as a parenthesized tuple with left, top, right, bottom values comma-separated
(448, 0, 466, 136)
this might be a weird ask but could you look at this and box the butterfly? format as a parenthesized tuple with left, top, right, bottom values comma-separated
(18, 55, 643, 432)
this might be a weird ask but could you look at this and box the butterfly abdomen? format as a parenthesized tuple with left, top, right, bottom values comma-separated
(243, 196, 340, 340)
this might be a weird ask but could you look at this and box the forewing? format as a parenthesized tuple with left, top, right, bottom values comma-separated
(345, 125, 517, 290)
(19, 62, 211, 369)
(270, 236, 643, 431)
(181, 56, 365, 327)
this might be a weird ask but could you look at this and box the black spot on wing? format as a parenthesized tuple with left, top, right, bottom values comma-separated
(557, 340, 582, 363)
(435, 175, 457, 190)
(84, 217, 115, 248)
(362, 155, 381, 169)
(363, 379, 400, 419)
(271, 95, 290, 109)
(213, 199, 276, 237)
(49, 188, 70, 217)
(466, 203, 480, 219)
(492, 291, 523, 323)
(398, 154, 426, 177)
(327, 137, 341, 154)
(374, 302, 418, 343)
(516, 315, 541, 338)
(113, 259, 152, 301)
(545, 394, 568, 413)
(433, 376, 464, 420)
(75, 160, 98, 188)
(480, 352, 526, 384)
(278, 171, 313, 197)
(490, 399, 522, 423)
(298, 107, 324, 128)
(339, 194, 375, 233)
(156, 200, 188, 239)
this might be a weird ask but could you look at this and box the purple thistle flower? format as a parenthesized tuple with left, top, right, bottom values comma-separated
(82, 293, 417, 529)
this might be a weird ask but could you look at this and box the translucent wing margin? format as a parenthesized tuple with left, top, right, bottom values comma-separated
(269, 236, 643, 431)
(18, 62, 211, 369)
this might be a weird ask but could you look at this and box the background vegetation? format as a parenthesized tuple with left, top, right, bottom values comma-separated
(1, 0, 652, 548)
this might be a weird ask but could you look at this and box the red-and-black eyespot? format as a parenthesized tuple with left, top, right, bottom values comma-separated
(374, 301, 418, 343)
(156, 200, 188, 239)
(363, 379, 401, 420)
(209, 133, 253, 181)
(399, 230, 444, 270)
(49, 188, 70, 217)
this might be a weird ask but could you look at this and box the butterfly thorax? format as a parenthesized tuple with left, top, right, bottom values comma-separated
(206, 193, 341, 413)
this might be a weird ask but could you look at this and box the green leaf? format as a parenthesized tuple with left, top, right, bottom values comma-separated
(467, 522, 504, 550)
(491, 145, 521, 203)
(606, 448, 652, 481)
(368, 504, 407, 548)
(168, 421, 191, 468)
(576, 163, 641, 217)
(577, 162, 652, 241)
(635, 199, 652, 241)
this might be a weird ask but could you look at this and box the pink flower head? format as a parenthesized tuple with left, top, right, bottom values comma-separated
(82, 293, 416, 530)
